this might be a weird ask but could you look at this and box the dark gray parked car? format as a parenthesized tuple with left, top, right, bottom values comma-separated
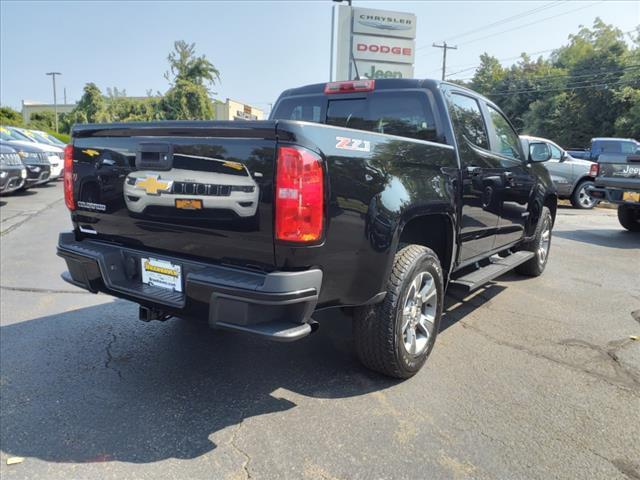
(0, 144, 26, 194)
(521, 135, 598, 209)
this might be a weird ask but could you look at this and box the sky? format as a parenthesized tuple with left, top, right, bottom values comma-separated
(1, 0, 638, 114)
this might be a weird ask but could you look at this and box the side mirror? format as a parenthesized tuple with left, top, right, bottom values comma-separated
(529, 142, 552, 163)
(559, 151, 568, 162)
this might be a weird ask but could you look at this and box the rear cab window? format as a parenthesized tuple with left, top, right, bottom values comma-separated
(271, 90, 442, 144)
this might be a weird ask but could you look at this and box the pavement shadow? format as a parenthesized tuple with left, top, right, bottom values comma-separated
(554, 228, 639, 249)
(0, 300, 398, 464)
(441, 284, 507, 331)
(4, 188, 38, 198)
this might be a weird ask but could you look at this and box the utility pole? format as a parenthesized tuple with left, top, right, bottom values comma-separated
(63, 87, 67, 105)
(46, 72, 62, 132)
(432, 42, 458, 81)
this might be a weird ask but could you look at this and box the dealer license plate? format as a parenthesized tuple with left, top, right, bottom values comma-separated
(623, 191, 640, 202)
(175, 199, 203, 210)
(141, 257, 182, 292)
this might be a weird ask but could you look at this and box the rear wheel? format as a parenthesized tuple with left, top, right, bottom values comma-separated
(618, 204, 640, 232)
(570, 180, 598, 209)
(516, 206, 552, 277)
(353, 245, 443, 379)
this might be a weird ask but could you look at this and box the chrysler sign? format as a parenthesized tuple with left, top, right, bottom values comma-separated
(352, 7, 417, 39)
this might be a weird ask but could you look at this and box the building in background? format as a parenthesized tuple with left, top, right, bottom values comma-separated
(21, 100, 76, 124)
(215, 99, 265, 121)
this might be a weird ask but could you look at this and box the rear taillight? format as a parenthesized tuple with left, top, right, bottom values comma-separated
(324, 79, 375, 94)
(275, 146, 324, 243)
(589, 163, 599, 177)
(64, 144, 75, 210)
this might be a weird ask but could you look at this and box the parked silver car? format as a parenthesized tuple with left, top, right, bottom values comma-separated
(521, 135, 598, 209)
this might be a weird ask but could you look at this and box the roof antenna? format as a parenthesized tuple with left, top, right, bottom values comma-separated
(351, 50, 360, 80)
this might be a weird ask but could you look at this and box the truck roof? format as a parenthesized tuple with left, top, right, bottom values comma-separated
(592, 137, 639, 143)
(278, 78, 494, 105)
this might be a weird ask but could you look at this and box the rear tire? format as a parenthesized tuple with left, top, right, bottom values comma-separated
(618, 204, 640, 232)
(570, 180, 598, 209)
(516, 206, 552, 277)
(353, 245, 443, 379)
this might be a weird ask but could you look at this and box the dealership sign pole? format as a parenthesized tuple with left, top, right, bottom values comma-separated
(330, 5, 416, 81)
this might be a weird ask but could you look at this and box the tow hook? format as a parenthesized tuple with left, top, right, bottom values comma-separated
(139, 305, 172, 322)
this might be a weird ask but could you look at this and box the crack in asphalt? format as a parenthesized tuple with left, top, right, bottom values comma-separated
(229, 417, 252, 479)
(0, 197, 63, 236)
(104, 331, 122, 380)
(0, 285, 92, 295)
(458, 321, 640, 395)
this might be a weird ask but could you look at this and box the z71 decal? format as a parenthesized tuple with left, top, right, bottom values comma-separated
(336, 136, 371, 152)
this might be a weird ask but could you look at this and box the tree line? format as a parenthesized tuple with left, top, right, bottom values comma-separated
(0, 41, 220, 137)
(1, 20, 638, 148)
(461, 19, 639, 147)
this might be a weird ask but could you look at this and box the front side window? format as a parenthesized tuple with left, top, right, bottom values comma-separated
(447, 93, 489, 149)
(621, 142, 636, 154)
(549, 143, 562, 160)
(486, 106, 521, 160)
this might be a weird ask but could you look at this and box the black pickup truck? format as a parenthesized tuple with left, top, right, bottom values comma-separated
(588, 145, 640, 231)
(58, 79, 557, 378)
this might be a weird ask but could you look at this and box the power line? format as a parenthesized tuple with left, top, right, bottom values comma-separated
(490, 78, 636, 96)
(443, 48, 557, 77)
(452, 64, 640, 84)
(416, 0, 567, 51)
(442, 27, 637, 79)
(457, 1, 604, 47)
(446, 1, 567, 43)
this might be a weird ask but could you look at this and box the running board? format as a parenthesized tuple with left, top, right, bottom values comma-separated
(449, 251, 535, 292)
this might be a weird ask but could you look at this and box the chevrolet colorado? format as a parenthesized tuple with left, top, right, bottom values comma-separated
(58, 79, 557, 378)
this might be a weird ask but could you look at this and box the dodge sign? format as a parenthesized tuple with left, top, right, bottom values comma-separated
(352, 35, 415, 64)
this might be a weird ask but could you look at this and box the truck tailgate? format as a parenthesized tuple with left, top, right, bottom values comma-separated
(70, 121, 277, 270)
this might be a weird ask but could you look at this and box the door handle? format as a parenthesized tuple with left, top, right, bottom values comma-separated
(466, 166, 482, 176)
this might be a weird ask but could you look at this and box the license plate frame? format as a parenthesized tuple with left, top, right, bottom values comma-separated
(141, 257, 183, 292)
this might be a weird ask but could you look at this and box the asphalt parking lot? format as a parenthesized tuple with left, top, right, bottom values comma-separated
(1, 182, 639, 480)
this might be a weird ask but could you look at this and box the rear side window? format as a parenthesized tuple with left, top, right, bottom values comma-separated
(326, 91, 439, 142)
(272, 96, 323, 123)
(486, 105, 522, 160)
(596, 141, 622, 154)
(447, 93, 489, 149)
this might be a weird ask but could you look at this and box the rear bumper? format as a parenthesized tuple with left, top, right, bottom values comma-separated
(57, 232, 322, 341)
(588, 184, 640, 206)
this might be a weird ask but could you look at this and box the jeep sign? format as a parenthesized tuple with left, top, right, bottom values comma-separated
(357, 61, 414, 79)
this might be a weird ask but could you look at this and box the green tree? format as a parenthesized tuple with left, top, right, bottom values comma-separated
(75, 83, 107, 123)
(0, 106, 23, 126)
(164, 40, 220, 87)
(28, 111, 56, 130)
(160, 41, 220, 120)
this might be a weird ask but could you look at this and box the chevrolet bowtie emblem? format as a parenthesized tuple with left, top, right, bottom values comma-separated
(135, 175, 173, 195)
